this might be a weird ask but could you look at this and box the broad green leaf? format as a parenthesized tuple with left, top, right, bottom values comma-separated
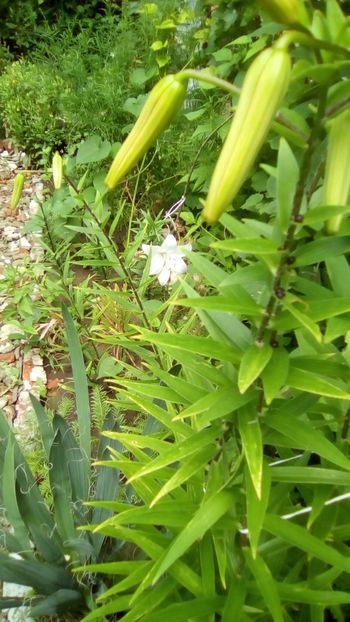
(212, 237, 279, 255)
(0, 411, 63, 563)
(276, 138, 299, 234)
(245, 550, 284, 622)
(265, 412, 350, 471)
(264, 513, 350, 572)
(238, 405, 263, 498)
(261, 348, 289, 404)
(30, 394, 53, 459)
(238, 343, 273, 393)
(0, 552, 75, 593)
(294, 236, 350, 266)
(3, 436, 31, 552)
(49, 428, 78, 554)
(117, 391, 191, 438)
(287, 367, 350, 399)
(53, 415, 89, 507)
(30, 589, 84, 617)
(149, 490, 234, 585)
(246, 463, 271, 558)
(62, 305, 91, 467)
(76, 134, 111, 164)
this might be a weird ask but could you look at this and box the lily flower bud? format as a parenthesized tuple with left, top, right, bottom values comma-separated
(52, 151, 63, 190)
(202, 43, 291, 224)
(105, 74, 188, 191)
(10, 173, 25, 210)
(259, 0, 309, 26)
(325, 109, 350, 235)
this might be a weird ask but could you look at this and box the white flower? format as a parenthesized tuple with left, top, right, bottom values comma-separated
(142, 234, 192, 286)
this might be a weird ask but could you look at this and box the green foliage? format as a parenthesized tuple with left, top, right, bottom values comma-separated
(0, 307, 121, 618)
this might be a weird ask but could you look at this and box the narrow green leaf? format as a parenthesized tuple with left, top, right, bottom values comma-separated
(136, 329, 240, 363)
(276, 138, 299, 233)
(287, 367, 350, 399)
(62, 304, 91, 466)
(150, 490, 234, 584)
(238, 405, 263, 498)
(303, 204, 350, 226)
(174, 293, 262, 317)
(246, 463, 271, 558)
(264, 514, 350, 572)
(222, 579, 246, 621)
(0, 552, 75, 594)
(212, 238, 279, 255)
(277, 583, 350, 605)
(261, 348, 289, 404)
(283, 300, 322, 342)
(294, 236, 350, 266)
(270, 466, 350, 486)
(127, 427, 218, 483)
(245, 549, 284, 622)
(151, 444, 215, 506)
(266, 413, 350, 471)
(137, 597, 224, 622)
(238, 343, 273, 393)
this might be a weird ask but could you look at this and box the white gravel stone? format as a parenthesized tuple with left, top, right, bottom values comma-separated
(30, 366, 47, 383)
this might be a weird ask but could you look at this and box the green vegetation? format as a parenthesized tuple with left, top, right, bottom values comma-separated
(1, 0, 350, 620)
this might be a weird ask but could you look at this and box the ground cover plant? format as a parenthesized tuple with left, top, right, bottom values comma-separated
(1, 0, 350, 621)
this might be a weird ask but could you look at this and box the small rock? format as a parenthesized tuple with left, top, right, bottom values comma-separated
(0, 351, 16, 363)
(0, 395, 8, 409)
(7, 161, 17, 172)
(0, 340, 16, 354)
(19, 237, 31, 250)
(30, 366, 47, 384)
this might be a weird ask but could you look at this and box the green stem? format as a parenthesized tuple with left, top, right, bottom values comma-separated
(65, 176, 153, 333)
(255, 89, 328, 344)
(275, 29, 350, 59)
(176, 69, 240, 96)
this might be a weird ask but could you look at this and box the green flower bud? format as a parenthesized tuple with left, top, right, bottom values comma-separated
(325, 109, 350, 235)
(105, 74, 188, 191)
(10, 173, 25, 210)
(259, 0, 309, 26)
(52, 151, 63, 190)
(202, 44, 291, 224)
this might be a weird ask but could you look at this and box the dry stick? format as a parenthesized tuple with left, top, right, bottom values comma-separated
(255, 90, 328, 345)
(65, 176, 153, 333)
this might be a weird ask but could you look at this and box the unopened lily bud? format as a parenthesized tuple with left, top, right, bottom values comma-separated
(10, 173, 25, 210)
(202, 43, 291, 224)
(52, 151, 63, 190)
(105, 74, 188, 191)
(325, 109, 350, 235)
(259, 0, 309, 26)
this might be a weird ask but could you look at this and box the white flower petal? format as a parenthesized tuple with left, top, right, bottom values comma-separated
(169, 256, 188, 275)
(141, 244, 151, 255)
(158, 267, 171, 286)
(161, 234, 178, 250)
(149, 252, 165, 275)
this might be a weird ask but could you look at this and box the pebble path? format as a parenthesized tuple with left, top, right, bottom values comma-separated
(0, 145, 48, 432)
